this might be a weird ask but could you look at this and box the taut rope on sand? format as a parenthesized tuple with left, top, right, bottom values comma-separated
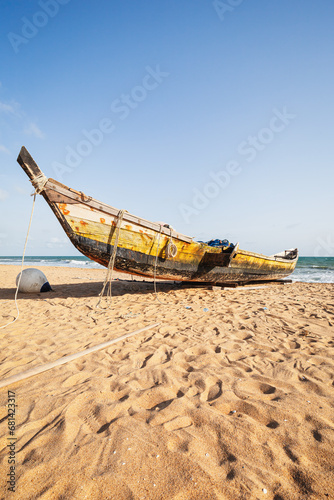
(153, 225, 164, 304)
(96, 208, 125, 308)
(0, 322, 160, 389)
(0, 186, 43, 330)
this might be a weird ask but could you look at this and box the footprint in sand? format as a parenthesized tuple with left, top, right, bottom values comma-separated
(239, 379, 276, 395)
(200, 378, 222, 402)
(266, 420, 280, 429)
(283, 445, 299, 463)
(164, 416, 193, 432)
(226, 469, 236, 481)
(312, 429, 322, 442)
(283, 340, 301, 350)
(289, 467, 313, 496)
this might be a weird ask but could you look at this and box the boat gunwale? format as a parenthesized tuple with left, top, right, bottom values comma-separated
(234, 248, 299, 265)
(17, 146, 298, 272)
(46, 179, 298, 267)
(45, 179, 194, 244)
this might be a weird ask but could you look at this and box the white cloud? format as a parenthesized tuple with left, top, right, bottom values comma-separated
(0, 97, 45, 142)
(0, 102, 15, 113)
(24, 122, 45, 139)
(14, 185, 30, 195)
(0, 188, 9, 202)
(46, 236, 67, 248)
(285, 222, 302, 230)
(0, 144, 10, 154)
(0, 233, 7, 238)
(0, 100, 20, 116)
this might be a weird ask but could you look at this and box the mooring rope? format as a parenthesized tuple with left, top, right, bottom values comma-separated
(0, 192, 38, 330)
(165, 227, 178, 259)
(30, 173, 48, 194)
(152, 227, 190, 308)
(153, 225, 170, 305)
(96, 209, 125, 309)
(0, 322, 160, 389)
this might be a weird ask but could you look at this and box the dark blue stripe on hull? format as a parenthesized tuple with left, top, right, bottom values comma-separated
(71, 234, 291, 283)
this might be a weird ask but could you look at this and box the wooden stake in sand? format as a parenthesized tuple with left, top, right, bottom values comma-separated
(0, 323, 160, 389)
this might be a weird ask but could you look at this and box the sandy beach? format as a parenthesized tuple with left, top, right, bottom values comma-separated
(0, 264, 333, 499)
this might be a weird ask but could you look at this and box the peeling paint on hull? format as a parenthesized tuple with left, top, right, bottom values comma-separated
(17, 146, 299, 283)
(70, 232, 296, 283)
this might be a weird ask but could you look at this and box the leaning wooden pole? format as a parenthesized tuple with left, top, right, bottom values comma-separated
(0, 323, 160, 389)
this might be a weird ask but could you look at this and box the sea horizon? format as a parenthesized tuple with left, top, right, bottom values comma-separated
(1, 255, 333, 284)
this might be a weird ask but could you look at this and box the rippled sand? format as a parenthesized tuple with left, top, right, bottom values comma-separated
(0, 265, 333, 499)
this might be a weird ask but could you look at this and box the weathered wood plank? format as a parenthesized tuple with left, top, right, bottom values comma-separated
(17, 146, 43, 180)
(45, 181, 193, 243)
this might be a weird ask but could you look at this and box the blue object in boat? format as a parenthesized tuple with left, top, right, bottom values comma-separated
(207, 239, 231, 248)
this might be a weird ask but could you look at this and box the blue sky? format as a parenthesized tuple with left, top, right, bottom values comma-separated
(0, 0, 333, 257)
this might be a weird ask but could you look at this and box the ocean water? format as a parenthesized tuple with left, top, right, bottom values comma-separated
(290, 257, 334, 284)
(0, 255, 104, 269)
(0, 256, 333, 283)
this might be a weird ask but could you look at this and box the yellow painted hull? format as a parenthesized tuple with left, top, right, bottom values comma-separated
(17, 147, 298, 283)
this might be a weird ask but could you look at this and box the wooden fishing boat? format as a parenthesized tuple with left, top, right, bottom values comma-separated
(17, 147, 298, 284)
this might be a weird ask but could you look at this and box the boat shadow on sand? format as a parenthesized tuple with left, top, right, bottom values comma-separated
(0, 279, 185, 301)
